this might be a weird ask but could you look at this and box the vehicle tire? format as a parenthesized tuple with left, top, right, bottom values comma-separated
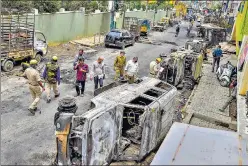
(121, 43, 125, 50)
(105, 44, 109, 48)
(135, 36, 139, 42)
(35, 53, 42, 63)
(131, 40, 135, 46)
(2, 59, 14, 72)
(219, 76, 230, 87)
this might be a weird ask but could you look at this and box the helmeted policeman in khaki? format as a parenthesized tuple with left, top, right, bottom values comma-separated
(114, 51, 126, 80)
(22, 59, 45, 115)
(150, 58, 162, 78)
(43, 56, 60, 103)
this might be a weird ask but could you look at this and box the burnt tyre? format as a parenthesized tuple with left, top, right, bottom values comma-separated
(2, 59, 14, 72)
(35, 53, 42, 63)
(57, 97, 78, 113)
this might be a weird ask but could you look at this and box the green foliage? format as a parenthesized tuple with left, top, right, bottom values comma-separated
(212, 3, 222, 11)
(63, 1, 83, 11)
(33, 0, 61, 13)
(2, 0, 34, 13)
(141, 4, 146, 11)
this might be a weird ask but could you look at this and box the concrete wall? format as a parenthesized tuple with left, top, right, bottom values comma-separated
(35, 10, 167, 44)
(35, 11, 111, 44)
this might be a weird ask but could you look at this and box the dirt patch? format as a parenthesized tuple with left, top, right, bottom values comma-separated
(60, 69, 75, 84)
(1, 99, 24, 114)
(28, 151, 56, 165)
(158, 40, 178, 46)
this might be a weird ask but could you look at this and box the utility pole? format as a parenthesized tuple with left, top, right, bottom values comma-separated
(146, 0, 148, 17)
(121, 1, 126, 29)
(219, 0, 224, 18)
(110, 0, 116, 30)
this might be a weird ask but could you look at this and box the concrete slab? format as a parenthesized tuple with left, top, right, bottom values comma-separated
(185, 53, 236, 128)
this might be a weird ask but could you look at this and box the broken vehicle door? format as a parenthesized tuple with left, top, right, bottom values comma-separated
(69, 106, 123, 165)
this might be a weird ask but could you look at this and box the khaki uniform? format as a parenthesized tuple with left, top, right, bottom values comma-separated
(46, 83, 59, 99)
(23, 68, 42, 109)
(44, 62, 60, 100)
(114, 55, 126, 80)
(149, 61, 160, 78)
(127, 75, 135, 84)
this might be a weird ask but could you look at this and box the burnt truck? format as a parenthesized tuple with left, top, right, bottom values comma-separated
(1, 12, 48, 71)
(152, 22, 167, 32)
(54, 77, 179, 165)
(123, 17, 140, 41)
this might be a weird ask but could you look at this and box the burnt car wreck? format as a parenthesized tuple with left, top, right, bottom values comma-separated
(158, 49, 203, 90)
(54, 77, 178, 165)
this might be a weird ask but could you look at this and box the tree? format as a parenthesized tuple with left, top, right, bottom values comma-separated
(33, 0, 61, 13)
(2, 0, 34, 13)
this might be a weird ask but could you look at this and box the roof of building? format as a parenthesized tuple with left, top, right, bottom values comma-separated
(151, 122, 248, 165)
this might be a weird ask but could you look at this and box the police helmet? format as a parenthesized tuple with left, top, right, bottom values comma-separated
(30, 59, 38, 65)
(52, 56, 58, 62)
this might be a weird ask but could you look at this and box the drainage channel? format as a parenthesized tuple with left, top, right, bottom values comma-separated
(183, 111, 237, 131)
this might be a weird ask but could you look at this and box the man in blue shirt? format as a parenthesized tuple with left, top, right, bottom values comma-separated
(212, 45, 223, 72)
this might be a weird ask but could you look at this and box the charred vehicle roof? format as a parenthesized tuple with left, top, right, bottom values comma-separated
(55, 77, 179, 165)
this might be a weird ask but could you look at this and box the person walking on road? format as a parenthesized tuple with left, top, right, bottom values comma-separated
(114, 51, 126, 80)
(22, 59, 45, 115)
(73, 49, 86, 67)
(91, 56, 105, 90)
(42, 56, 60, 103)
(74, 57, 89, 97)
(175, 23, 180, 37)
(150, 58, 162, 78)
(212, 45, 223, 72)
(186, 22, 193, 37)
(124, 57, 139, 84)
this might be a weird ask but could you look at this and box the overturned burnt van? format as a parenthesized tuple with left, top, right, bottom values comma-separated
(158, 49, 203, 89)
(54, 77, 178, 165)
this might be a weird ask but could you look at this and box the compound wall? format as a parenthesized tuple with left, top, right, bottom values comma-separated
(35, 10, 168, 44)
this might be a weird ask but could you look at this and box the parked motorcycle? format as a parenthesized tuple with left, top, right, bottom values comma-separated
(216, 61, 236, 87)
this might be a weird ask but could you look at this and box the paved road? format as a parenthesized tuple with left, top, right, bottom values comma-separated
(1, 22, 193, 165)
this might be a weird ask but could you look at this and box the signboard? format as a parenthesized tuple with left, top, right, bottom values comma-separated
(148, 0, 157, 4)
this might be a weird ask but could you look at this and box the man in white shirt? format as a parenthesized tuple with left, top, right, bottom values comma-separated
(90, 56, 105, 90)
(124, 57, 139, 84)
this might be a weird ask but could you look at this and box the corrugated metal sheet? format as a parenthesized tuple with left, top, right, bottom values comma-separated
(151, 122, 248, 165)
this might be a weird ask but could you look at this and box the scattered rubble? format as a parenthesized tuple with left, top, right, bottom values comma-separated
(70, 35, 105, 47)
(219, 42, 236, 54)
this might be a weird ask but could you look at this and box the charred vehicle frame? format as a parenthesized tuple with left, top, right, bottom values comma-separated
(54, 77, 179, 165)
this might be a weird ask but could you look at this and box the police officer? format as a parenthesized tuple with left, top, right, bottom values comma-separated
(114, 51, 126, 80)
(150, 58, 162, 78)
(22, 59, 45, 115)
(43, 56, 60, 103)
